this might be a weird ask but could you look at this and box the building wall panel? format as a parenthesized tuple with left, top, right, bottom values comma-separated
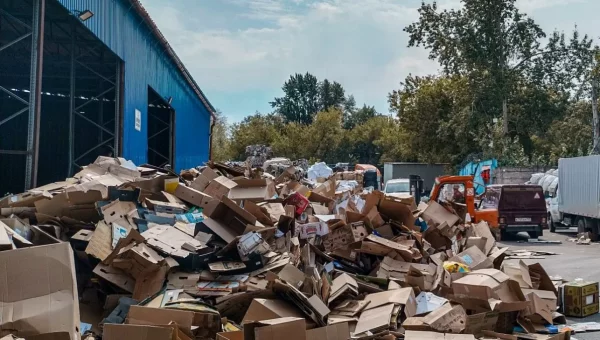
(56, 0, 211, 170)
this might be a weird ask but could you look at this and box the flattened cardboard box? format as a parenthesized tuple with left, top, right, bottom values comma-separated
(0, 243, 80, 340)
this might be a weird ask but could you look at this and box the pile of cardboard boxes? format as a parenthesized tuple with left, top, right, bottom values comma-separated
(0, 156, 587, 340)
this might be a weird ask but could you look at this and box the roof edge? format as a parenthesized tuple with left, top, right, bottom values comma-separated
(129, 0, 216, 118)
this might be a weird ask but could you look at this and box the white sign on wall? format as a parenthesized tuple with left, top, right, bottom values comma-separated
(134, 109, 141, 131)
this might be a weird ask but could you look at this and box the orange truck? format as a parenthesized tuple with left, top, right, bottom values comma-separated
(429, 175, 547, 240)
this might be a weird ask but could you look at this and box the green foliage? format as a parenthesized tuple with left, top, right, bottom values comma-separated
(271, 73, 347, 124)
(210, 110, 233, 162)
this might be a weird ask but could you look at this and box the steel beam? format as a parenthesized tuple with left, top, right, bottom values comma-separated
(0, 107, 28, 127)
(24, 0, 45, 190)
(74, 86, 115, 111)
(0, 32, 32, 52)
(68, 23, 75, 176)
(0, 85, 29, 105)
(74, 137, 114, 163)
(114, 61, 121, 156)
(74, 111, 115, 136)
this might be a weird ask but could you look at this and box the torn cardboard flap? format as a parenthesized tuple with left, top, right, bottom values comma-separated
(0, 242, 80, 340)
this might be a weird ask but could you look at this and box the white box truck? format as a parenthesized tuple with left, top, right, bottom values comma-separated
(552, 155, 600, 238)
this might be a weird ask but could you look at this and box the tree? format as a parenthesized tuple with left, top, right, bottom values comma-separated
(344, 104, 378, 129)
(228, 113, 279, 159)
(271, 73, 349, 125)
(389, 75, 477, 164)
(405, 0, 547, 133)
(210, 110, 233, 161)
(271, 73, 320, 125)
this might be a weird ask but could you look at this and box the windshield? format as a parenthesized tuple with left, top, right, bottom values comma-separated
(481, 186, 501, 209)
(385, 182, 410, 193)
(499, 187, 546, 211)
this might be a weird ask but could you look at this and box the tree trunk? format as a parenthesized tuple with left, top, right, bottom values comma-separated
(592, 79, 600, 154)
(502, 99, 508, 135)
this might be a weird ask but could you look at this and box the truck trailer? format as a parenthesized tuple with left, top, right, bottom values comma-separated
(554, 155, 600, 238)
(383, 162, 447, 193)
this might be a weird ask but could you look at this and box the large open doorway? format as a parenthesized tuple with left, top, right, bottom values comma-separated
(147, 87, 175, 168)
(0, 0, 123, 194)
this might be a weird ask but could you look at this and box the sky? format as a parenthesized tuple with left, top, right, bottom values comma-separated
(140, 0, 599, 123)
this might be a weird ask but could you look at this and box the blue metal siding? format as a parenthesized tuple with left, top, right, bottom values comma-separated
(56, 0, 211, 170)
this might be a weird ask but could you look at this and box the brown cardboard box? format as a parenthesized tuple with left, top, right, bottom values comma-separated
(406, 264, 438, 291)
(174, 184, 214, 209)
(562, 280, 599, 317)
(103, 324, 173, 340)
(421, 303, 467, 334)
(421, 201, 459, 228)
(450, 246, 494, 271)
(464, 311, 499, 336)
(363, 287, 417, 317)
(127, 306, 195, 337)
(0, 243, 80, 339)
(203, 176, 238, 200)
(452, 269, 530, 312)
(306, 323, 349, 340)
(353, 303, 395, 334)
(242, 299, 306, 323)
(228, 179, 276, 202)
(243, 317, 307, 340)
(197, 197, 257, 243)
(322, 222, 368, 252)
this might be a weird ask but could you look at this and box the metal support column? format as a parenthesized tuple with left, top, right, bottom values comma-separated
(24, 0, 45, 189)
(114, 61, 121, 156)
(67, 23, 75, 176)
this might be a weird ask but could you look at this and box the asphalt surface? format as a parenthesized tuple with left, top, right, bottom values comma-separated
(499, 228, 600, 340)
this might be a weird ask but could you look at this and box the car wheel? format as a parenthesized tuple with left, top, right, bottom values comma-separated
(528, 231, 539, 239)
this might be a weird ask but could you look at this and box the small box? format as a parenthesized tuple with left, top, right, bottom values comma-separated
(562, 280, 599, 317)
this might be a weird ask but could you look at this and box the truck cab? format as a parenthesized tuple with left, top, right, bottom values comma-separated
(384, 178, 411, 199)
(429, 176, 546, 240)
(430, 175, 497, 226)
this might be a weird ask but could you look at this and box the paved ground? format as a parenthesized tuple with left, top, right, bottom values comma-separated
(499, 228, 600, 340)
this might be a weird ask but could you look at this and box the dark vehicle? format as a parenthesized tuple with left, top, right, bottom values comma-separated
(481, 184, 547, 240)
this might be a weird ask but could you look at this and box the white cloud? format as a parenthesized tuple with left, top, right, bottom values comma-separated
(141, 0, 590, 119)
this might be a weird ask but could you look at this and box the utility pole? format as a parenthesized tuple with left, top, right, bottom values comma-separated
(592, 78, 600, 154)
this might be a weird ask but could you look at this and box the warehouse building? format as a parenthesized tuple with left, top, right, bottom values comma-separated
(0, 0, 215, 194)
